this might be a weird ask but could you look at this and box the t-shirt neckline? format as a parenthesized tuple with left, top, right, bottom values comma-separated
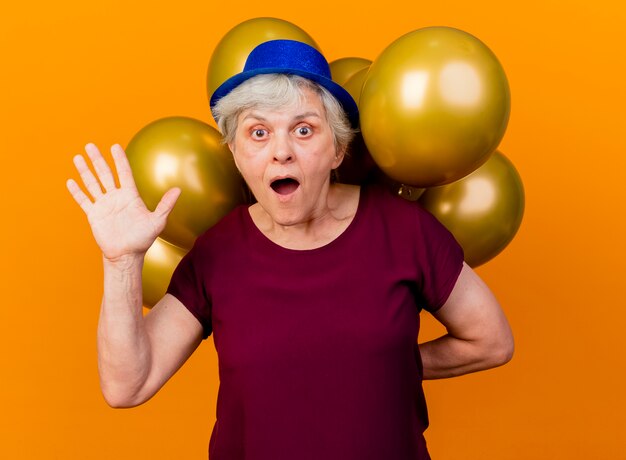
(242, 185, 367, 254)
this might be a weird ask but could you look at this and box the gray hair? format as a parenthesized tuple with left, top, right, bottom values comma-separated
(212, 74, 356, 153)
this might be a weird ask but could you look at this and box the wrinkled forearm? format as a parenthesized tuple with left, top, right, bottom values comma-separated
(419, 332, 513, 380)
(97, 254, 152, 407)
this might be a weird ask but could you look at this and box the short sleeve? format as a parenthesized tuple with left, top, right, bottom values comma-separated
(415, 206, 465, 313)
(166, 241, 212, 339)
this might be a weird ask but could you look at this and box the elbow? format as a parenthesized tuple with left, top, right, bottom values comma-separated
(472, 329, 514, 372)
(101, 390, 141, 409)
(102, 393, 140, 409)
(100, 381, 150, 409)
(489, 332, 515, 368)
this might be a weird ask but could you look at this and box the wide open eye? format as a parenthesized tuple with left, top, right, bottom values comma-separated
(295, 126, 311, 137)
(252, 128, 267, 139)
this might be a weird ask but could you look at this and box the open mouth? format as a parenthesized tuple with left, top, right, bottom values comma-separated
(270, 177, 300, 196)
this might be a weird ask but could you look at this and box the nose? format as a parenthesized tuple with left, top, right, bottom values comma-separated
(272, 132, 294, 164)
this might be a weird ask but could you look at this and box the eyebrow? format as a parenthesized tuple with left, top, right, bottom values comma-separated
(241, 111, 321, 123)
(242, 112, 267, 122)
(293, 111, 321, 121)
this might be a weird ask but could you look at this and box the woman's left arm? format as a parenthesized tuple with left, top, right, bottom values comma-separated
(419, 262, 514, 380)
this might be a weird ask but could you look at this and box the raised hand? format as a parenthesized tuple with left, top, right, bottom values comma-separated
(66, 143, 181, 262)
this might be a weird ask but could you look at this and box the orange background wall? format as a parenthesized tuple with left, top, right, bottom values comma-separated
(1, 0, 625, 458)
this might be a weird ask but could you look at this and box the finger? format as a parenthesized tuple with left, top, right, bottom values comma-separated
(66, 178, 93, 214)
(110, 144, 138, 192)
(153, 187, 181, 220)
(73, 154, 104, 199)
(85, 143, 117, 192)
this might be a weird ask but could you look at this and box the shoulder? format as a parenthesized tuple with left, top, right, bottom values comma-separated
(192, 204, 250, 251)
(360, 182, 460, 253)
(363, 182, 436, 224)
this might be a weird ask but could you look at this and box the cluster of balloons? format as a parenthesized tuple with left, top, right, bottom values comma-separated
(127, 17, 524, 307)
(330, 25, 524, 267)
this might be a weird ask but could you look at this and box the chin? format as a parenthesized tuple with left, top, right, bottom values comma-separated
(266, 207, 305, 227)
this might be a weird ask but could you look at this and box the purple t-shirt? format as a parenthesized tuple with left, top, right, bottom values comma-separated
(166, 184, 464, 460)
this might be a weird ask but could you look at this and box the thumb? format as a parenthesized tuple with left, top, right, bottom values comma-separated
(153, 187, 182, 221)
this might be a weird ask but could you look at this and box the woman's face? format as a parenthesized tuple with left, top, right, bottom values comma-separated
(228, 87, 344, 226)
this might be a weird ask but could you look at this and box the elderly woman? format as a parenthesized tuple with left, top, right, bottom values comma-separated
(67, 40, 513, 460)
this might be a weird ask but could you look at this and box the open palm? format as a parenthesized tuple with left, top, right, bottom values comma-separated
(67, 143, 180, 262)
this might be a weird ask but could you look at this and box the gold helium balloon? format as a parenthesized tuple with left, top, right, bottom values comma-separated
(419, 151, 524, 267)
(339, 67, 423, 199)
(126, 116, 246, 250)
(207, 17, 320, 102)
(341, 65, 369, 106)
(329, 57, 372, 86)
(360, 26, 511, 187)
(142, 237, 188, 308)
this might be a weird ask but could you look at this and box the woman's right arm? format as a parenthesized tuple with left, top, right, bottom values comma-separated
(67, 143, 203, 407)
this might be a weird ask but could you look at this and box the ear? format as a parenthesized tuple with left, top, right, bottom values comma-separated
(228, 143, 242, 173)
(331, 145, 347, 169)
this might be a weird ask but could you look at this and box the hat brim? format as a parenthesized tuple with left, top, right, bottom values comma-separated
(210, 68, 360, 128)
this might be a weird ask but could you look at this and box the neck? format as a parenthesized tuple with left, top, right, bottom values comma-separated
(250, 183, 359, 250)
